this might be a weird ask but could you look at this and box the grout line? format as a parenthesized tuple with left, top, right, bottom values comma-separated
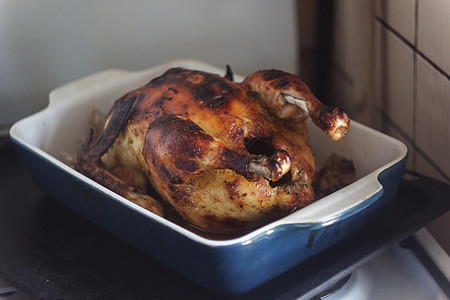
(413, 0, 418, 171)
(375, 106, 450, 183)
(374, 16, 450, 81)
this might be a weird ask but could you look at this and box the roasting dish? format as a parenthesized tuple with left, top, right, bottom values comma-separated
(9, 60, 407, 295)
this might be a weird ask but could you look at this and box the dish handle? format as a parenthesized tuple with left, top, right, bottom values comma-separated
(277, 173, 384, 227)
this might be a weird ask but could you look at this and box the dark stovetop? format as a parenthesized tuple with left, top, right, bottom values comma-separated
(0, 138, 449, 299)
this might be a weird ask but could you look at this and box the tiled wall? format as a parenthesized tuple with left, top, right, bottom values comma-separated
(374, 0, 449, 183)
(325, 0, 449, 183)
(313, 0, 449, 253)
(374, 0, 450, 252)
(300, 0, 449, 252)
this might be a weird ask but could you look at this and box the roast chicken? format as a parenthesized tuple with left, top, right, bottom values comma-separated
(76, 66, 349, 233)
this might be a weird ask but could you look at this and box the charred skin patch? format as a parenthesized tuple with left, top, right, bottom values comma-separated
(246, 90, 259, 100)
(148, 68, 187, 88)
(175, 159, 200, 173)
(161, 87, 179, 101)
(186, 73, 204, 84)
(189, 75, 239, 109)
(225, 180, 240, 200)
(133, 93, 146, 108)
(160, 165, 183, 184)
(160, 116, 214, 160)
(150, 68, 242, 111)
(219, 147, 252, 179)
(271, 77, 290, 90)
(261, 69, 288, 81)
(143, 114, 214, 185)
(259, 69, 311, 93)
(315, 106, 336, 130)
(260, 69, 292, 89)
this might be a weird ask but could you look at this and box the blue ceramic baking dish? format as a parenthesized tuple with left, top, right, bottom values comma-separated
(9, 60, 407, 295)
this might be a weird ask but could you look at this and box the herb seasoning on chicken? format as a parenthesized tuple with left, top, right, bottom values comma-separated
(76, 67, 350, 233)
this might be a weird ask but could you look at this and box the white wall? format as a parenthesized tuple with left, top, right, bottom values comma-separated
(0, 0, 298, 125)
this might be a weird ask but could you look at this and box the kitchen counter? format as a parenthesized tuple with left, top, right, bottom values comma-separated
(0, 138, 449, 299)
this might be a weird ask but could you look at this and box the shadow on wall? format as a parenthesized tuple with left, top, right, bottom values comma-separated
(298, 0, 375, 127)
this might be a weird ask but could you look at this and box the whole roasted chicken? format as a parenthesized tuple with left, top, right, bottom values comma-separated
(76, 66, 349, 233)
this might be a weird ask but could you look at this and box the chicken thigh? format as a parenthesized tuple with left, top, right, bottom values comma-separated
(76, 67, 349, 233)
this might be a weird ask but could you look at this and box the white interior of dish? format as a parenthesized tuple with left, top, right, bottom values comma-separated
(10, 60, 407, 246)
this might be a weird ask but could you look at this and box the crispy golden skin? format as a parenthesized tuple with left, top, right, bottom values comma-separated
(76, 67, 349, 233)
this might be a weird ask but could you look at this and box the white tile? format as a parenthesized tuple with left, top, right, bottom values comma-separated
(375, 0, 416, 44)
(418, 0, 450, 75)
(416, 56, 450, 181)
(374, 22, 415, 137)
